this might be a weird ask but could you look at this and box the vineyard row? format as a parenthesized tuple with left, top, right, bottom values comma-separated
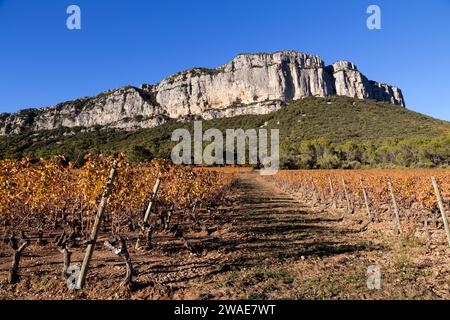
(264, 169, 450, 247)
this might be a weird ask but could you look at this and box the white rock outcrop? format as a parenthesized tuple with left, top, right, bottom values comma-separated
(0, 51, 404, 135)
(329, 61, 404, 105)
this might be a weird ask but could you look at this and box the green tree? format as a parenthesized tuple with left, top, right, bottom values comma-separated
(125, 145, 154, 164)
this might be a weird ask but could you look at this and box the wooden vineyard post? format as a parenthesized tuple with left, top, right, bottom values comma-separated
(341, 177, 351, 216)
(135, 177, 161, 250)
(143, 177, 161, 224)
(311, 179, 319, 205)
(76, 159, 118, 289)
(431, 177, 450, 248)
(360, 177, 372, 221)
(328, 176, 337, 209)
(386, 177, 402, 236)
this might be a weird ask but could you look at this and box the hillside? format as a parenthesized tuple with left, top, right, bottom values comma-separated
(1, 96, 448, 168)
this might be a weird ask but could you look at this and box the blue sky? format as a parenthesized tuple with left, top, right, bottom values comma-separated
(0, 0, 449, 120)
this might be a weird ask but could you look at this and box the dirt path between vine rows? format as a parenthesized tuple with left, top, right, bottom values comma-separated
(0, 171, 448, 299)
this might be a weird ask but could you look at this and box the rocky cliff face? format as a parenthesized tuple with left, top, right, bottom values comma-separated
(0, 50, 405, 135)
(328, 61, 404, 105)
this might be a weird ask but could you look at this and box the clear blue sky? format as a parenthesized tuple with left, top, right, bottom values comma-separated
(1, 0, 449, 120)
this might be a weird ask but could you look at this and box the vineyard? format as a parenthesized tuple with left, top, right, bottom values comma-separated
(264, 169, 450, 240)
(0, 155, 238, 293)
(0, 158, 449, 299)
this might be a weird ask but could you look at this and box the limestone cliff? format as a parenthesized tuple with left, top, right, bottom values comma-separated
(0, 50, 405, 135)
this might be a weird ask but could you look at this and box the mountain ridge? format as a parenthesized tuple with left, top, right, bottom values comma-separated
(1, 50, 405, 135)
